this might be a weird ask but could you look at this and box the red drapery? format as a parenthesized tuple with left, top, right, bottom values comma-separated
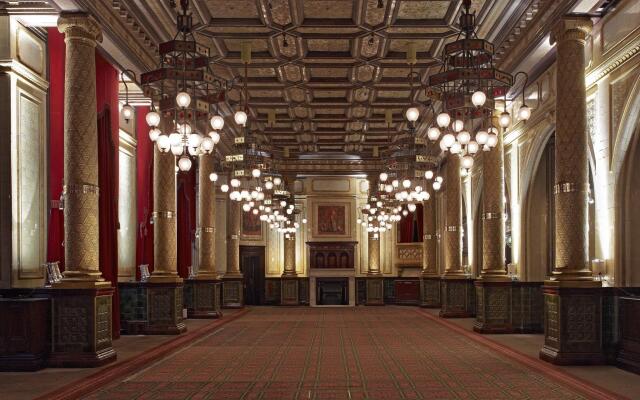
(95, 53, 121, 338)
(177, 169, 196, 279)
(135, 106, 154, 278)
(46, 28, 65, 268)
(398, 203, 424, 243)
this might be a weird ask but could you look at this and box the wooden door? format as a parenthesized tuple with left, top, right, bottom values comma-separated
(240, 246, 265, 305)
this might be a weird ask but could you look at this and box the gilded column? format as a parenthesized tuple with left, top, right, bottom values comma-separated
(283, 234, 297, 276)
(480, 124, 508, 280)
(367, 233, 381, 275)
(549, 17, 594, 282)
(225, 199, 242, 277)
(196, 152, 217, 279)
(149, 144, 180, 283)
(56, 14, 106, 286)
(421, 198, 437, 277)
(443, 154, 463, 277)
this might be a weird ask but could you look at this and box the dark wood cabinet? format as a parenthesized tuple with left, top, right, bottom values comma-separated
(0, 297, 50, 371)
(395, 279, 420, 305)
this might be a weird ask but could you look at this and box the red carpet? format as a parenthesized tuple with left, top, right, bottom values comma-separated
(76, 307, 624, 400)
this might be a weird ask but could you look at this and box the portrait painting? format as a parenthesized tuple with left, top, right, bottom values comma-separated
(242, 210, 262, 237)
(316, 205, 347, 236)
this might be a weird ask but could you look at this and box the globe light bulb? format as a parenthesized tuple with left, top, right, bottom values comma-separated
(452, 119, 464, 132)
(518, 105, 531, 121)
(273, 177, 282, 185)
(242, 203, 251, 212)
(392, 179, 399, 188)
(457, 130, 471, 145)
(467, 140, 480, 154)
(402, 210, 409, 217)
(265, 181, 274, 190)
(176, 91, 191, 108)
(436, 112, 450, 128)
(499, 111, 512, 128)
(487, 133, 499, 147)
(169, 132, 182, 147)
(188, 133, 203, 148)
(177, 156, 192, 171)
(209, 131, 221, 144)
(210, 115, 225, 130)
(234, 110, 248, 126)
(302, 218, 308, 224)
(427, 126, 441, 141)
(476, 130, 488, 145)
(405, 107, 419, 122)
(433, 181, 442, 191)
(156, 134, 171, 153)
(436, 176, 443, 183)
(385, 184, 392, 193)
(424, 170, 434, 180)
(252, 168, 261, 178)
(471, 91, 487, 107)
(121, 103, 134, 121)
(146, 110, 160, 127)
(407, 203, 417, 212)
(461, 155, 474, 170)
(209, 173, 218, 182)
(402, 179, 411, 188)
(171, 145, 184, 156)
(442, 133, 456, 148)
(231, 178, 241, 188)
(450, 141, 462, 154)
(201, 136, 214, 153)
(149, 128, 161, 142)
(379, 172, 388, 182)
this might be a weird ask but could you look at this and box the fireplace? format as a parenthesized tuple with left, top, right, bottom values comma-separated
(316, 278, 349, 305)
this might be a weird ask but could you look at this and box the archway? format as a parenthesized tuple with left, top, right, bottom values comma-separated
(618, 126, 640, 286)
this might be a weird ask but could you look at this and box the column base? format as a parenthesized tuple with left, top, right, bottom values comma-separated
(184, 279, 223, 319)
(365, 277, 384, 306)
(47, 287, 117, 368)
(474, 280, 513, 333)
(419, 276, 441, 308)
(439, 277, 475, 318)
(119, 282, 187, 335)
(539, 281, 605, 365)
(222, 278, 244, 308)
(281, 278, 299, 306)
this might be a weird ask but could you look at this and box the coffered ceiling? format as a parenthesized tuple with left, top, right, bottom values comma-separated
(116, 0, 533, 158)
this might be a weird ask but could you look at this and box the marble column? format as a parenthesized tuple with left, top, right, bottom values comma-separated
(222, 198, 243, 307)
(149, 145, 180, 283)
(281, 233, 299, 305)
(48, 13, 115, 367)
(57, 13, 105, 287)
(283, 234, 297, 276)
(185, 152, 222, 318)
(440, 154, 473, 317)
(367, 233, 381, 275)
(541, 16, 603, 365)
(475, 126, 512, 332)
(420, 196, 440, 307)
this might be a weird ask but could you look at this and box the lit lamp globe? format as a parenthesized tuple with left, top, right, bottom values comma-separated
(442, 133, 456, 148)
(265, 181, 274, 190)
(209, 131, 221, 144)
(471, 91, 487, 107)
(461, 155, 474, 170)
(379, 172, 388, 182)
(230, 178, 241, 188)
(436, 112, 450, 128)
(423, 192, 431, 201)
(487, 133, 499, 148)
(156, 134, 171, 153)
(436, 176, 443, 183)
(209, 172, 218, 182)
(407, 203, 417, 212)
(450, 141, 462, 154)
(171, 145, 184, 156)
(210, 115, 225, 130)
(121, 103, 134, 122)
(427, 126, 441, 141)
(251, 168, 261, 178)
(402, 179, 411, 189)
(499, 111, 512, 128)
(149, 128, 161, 142)
(169, 132, 182, 147)
(424, 170, 434, 180)
(467, 140, 480, 154)
(177, 156, 192, 171)
(145, 110, 160, 127)
(273, 177, 282, 185)
(433, 181, 442, 191)
(234, 110, 248, 126)
(188, 133, 203, 148)
(475, 130, 488, 145)
(518, 105, 531, 121)
(176, 91, 191, 108)
(405, 107, 420, 122)
(201, 137, 214, 153)
(457, 130, 471, 145)
(242, 203, 251, 212)
(452, 119, 464, 133)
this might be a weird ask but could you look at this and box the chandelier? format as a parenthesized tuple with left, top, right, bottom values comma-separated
(425, 0, 531, 169)
(130, 0, 226, 172)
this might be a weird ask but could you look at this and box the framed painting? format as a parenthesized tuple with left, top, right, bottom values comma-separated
(312, 202, 351, 238)
(241, 210, 263, 239)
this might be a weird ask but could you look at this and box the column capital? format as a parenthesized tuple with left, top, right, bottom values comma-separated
(550, 16, 592, 46)
(58, 12, 103, 43)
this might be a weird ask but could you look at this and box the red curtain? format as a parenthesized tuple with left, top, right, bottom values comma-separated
(47, 28, 65, 269)
(95, 53, 121, 338)
(398, 203, 424, 243)
(177, 169, 196, 279)
(135, 106, 154, 278)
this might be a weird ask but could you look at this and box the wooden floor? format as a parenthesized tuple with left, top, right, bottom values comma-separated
(1, 307, 637, 400)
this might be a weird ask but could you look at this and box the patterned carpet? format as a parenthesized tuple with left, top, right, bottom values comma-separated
(84, 307, 609, 400)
